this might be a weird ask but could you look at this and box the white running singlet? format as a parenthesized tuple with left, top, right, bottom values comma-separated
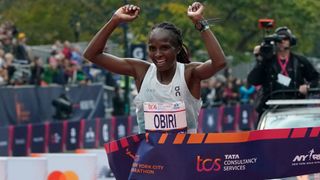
(133, 62, 202, 133)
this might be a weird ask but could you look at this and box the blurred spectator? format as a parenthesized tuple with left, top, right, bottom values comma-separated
(105, 70, 117, 87)
(206, 77, 224, 107)
(66, 60, 87, 84)
(70, 45, 83, 65)
(13, 32, 31, 64)
(1, 35, 14, 53)
(0, 64, 8, 86)
(4, 53, 16, 84)
(200, 79, 211, 108)
(41, 55, 67, 86)
(0, 21, 17, 52)
(29, 56, 44, 85)
(52, 55, 68, 85)
(62, 40, 72, 59)
(48, 40, 61, 64)
(234, 78, 242, 92)
(0, 48, 5, 67)
(239, 79, 255, 104)
(112, 86, 125, 116)
(82, 60, 94, 82)
(51, 40, 63, 53)
(223, 79, 239, 106)
(212, 78, 224, 106)
(41, 63, 56, 85)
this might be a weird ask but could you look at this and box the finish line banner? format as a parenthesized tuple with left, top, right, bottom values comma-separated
(105, 127, 320, 180)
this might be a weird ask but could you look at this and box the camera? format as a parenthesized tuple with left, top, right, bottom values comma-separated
(52, 93, 73, 120)
(257, 18, 284, 59)
(259, 34, 283, 59)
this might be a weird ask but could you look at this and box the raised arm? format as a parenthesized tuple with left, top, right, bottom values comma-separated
(187, 2, 226, 80)
(83, 5, 148, 77)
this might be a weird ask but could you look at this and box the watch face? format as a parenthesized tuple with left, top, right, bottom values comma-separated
(195, 20, 209, 31)
(195, 22, 203, 31)
(201, 20, 209, 26)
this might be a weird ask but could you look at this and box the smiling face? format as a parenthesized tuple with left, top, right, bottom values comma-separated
(148, 28, 180, 71)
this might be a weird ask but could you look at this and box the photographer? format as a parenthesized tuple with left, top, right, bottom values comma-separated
(248, 26, 319, 119)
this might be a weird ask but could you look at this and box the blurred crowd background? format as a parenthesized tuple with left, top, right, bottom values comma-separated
(1, 0, 320, 116)
(0, 20, 258, 110)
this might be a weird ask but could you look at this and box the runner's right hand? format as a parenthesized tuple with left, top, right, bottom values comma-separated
(112, 4, 140, 23)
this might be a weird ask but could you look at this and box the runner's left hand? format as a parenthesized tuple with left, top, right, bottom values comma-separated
(187, 2, 204, 23)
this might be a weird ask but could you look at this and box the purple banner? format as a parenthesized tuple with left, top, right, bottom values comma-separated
(99, 118, 112, 146)
(105, 127, 320, 180)
(83, 119, 98, 149)
(0, 126, 10, 156)
(201, 107, 221, 133)
(221, 106, 237, 132)
(12, 125, 29, 156)
(0, 84, 105, 126)
(30, 123, 47, 153)
(238, 104, 255, 131)
(114, 116, 129, 140)
(48, 121, 65, 153)
(65, 120, 81, 151)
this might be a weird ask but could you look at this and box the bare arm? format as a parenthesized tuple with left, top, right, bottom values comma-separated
(83, 5, 149, 78)
(187, 2, 226, 80)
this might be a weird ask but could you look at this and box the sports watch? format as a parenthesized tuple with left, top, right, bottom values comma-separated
(195, 20, 210, 32)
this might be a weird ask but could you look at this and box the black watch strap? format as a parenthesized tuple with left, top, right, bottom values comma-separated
(195, 20, 210, 32)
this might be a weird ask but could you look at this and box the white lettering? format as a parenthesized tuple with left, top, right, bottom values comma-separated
(225, 154, 240, 159)
(312, 154, 320, 160)
(33, 137, 44, 142)
(293, 155, 308, 162)
(80, 100, 95, 110)
(15, 139, 25, 145)
(0, 141, 8, 146)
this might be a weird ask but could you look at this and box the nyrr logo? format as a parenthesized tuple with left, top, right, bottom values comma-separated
(196, 155, 222, 172)
(293, 149, 320, 162)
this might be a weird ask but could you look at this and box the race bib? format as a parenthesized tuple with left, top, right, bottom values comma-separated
(277, 73, 291, 87)
(144, 101, 187, 132)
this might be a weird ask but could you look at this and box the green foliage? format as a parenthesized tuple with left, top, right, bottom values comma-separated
(1, 0, 320, 60)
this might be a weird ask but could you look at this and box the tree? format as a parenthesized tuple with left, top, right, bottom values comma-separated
(1, 0, 320, 61)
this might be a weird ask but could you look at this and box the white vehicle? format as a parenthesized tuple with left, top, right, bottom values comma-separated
(257, 89, 320, 180)
(257, 99, 320, 130)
